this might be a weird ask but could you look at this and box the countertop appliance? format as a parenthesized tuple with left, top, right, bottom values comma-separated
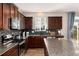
(14, 35, 24, 43)
(1, 34, 14, 45)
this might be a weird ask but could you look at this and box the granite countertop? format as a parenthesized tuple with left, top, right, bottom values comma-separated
(29, 32, 64, 37)
(29, 31, 48, 36)
(0, 42, 18, 56)
(29, 34, 48, 36)
(44, 38, 79, 56)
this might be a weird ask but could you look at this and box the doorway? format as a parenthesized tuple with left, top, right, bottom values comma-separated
(71, 16, 79, 46)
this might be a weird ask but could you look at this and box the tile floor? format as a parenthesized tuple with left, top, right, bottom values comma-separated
(24, 48, 44, 56)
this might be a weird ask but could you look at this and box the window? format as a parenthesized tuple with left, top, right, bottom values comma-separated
(32, 16, 48, 31)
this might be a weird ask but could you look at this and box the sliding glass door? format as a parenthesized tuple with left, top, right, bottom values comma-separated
(71, 16, 79, 45)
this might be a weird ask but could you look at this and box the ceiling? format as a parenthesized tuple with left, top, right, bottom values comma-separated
(14, 3, 79, 12)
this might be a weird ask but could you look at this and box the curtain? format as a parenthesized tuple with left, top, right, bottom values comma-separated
(67, 12, 75, 39)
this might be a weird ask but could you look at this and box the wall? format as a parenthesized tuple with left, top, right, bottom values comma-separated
(23, 12, 68, 39)
(75, 12, 79, 16)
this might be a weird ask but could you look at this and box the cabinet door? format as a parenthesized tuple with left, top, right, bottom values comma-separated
(25, 17, 32, 30)
(28, 36, 44, 48)
(0, 3, 3, 29)
(19, 13, 25, 29)
(3, 3, 10, 29)
(35, 36, 44, 48)
(25, 38, 28, 50)
(44, 45, 48, 56)
(14, 6, 18, 18)
(10, 4, 15, 18)
(28, 36, 34, 48)
(48, 17, 62, 29)
(2, 45, 18, 56)
(22, 15, 25, 29)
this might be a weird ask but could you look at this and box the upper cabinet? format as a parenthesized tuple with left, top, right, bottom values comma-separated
(17, 12, 25, 29)
(25, 17, 33, 30)
(20, 14, 25, 29)
(0, 3, 25, 30)
(48, 17, 62, 30)
(14, 5, 18, 19)
(10, 4, 15, 18)
(3, 3, 18, 29)
(0, 4, 3, 29)
(3, 3, 11, 29)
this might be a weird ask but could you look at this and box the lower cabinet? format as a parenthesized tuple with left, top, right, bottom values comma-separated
(1, 45, 18, 56)
(44, 45, 49, 56)
(25, 38, 28, 50)
(27, 36, 45, 48)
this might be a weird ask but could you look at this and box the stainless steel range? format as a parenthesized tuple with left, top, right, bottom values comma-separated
(1, 34, 14, 45)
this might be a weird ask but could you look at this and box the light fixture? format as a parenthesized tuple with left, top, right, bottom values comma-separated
(37, 11, 44, 16)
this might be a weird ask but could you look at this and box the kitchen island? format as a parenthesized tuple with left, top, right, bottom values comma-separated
(44, 38, 79, 56)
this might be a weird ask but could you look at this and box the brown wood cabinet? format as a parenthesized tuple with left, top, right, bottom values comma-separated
(23, 16, 25, 29)
(1, 45, 18, 56)
(0, 3, 3, 29)
(19, 13, 25, 29)
(14, 5, 18, 19)
(25, 17, 32, 30)
(28, 36, 44, 48)
(25, 38, 28, 50)
(3, 3, 18, 29)
(48, 17, 62, 29)
(0, 3, 26, 30)
(44, 46, 48, 56)
(17, 12, 25, 29)
(3, 3, 11, 29)
(10, 4, 15, 18)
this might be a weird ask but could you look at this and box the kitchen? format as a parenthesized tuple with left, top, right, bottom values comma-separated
(0, 3, 79, 56)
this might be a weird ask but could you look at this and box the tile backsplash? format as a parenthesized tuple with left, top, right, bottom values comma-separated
(0, 30, 21, 37)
